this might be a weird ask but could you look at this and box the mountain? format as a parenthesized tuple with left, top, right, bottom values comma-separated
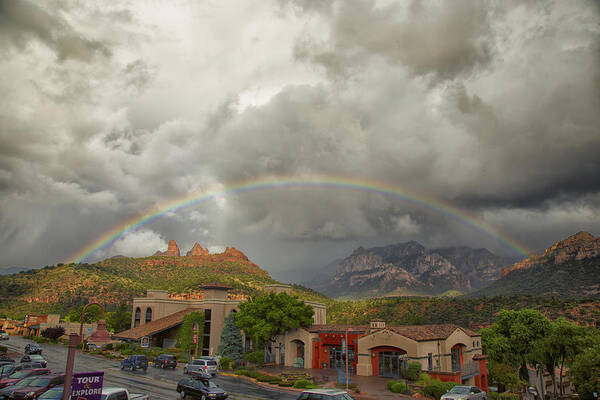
(472, 232, 600, 298)
(0, 240, 327, 318)
(0, 267, 32, 276)
(307, 241, 514, 298)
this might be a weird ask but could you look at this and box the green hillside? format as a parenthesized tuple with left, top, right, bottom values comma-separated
(0, 255, 328, 318)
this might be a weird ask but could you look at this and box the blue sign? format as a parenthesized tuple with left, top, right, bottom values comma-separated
(141, 336, 150, 348)
(71, 372, 104, 400)
(87, 327, 93, 335)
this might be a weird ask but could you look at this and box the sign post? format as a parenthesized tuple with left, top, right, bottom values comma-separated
(70, 372, 104, 400)
(141, 337, 150, 348)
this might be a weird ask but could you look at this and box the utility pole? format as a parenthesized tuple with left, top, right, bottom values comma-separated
(345, 327, 349, 391)
(62, 333, 79, 400)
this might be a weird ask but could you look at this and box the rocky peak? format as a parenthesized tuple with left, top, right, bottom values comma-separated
(222, 247, 249, 261)
(186, 243, 209, 256)
(502, 231, 599, 275)
(165, 240, 180, 257)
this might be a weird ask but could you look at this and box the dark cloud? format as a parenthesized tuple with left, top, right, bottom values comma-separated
(0, 0, 598, 280)
(0, 0, 110, 61)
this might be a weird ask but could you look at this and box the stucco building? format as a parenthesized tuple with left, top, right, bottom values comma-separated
(114, 284, 326, 356)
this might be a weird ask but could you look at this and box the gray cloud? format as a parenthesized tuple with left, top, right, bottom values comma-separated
(0, 0, 110, 61)
(0, 0, 599, 281)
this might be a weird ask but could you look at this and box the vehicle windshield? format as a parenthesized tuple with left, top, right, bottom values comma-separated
(8, 371, 30, 379)
(449, 387, 471, 394)
(207, 361, 217, 366)
(28, 378, 52, 387)
(14, 377, 37, 387)
(39, 388, 63, 399)
(201, 380, 217, 388)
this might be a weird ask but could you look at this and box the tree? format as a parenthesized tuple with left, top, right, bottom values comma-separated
(482, 309, 550, 380)
(217, 312, 244, 361)
(41, 326, 65, 341)
(105, 304, 132, 333)
(569, 343, 600, 400)
(235, 292, 314, 346)
(65, 305, 103, 323)
(176, 312, 204, 356)
(488, 361, 522, 393)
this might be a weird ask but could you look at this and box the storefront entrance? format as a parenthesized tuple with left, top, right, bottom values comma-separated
(378, 351, 407, 377)
(328, 346, 356, 372)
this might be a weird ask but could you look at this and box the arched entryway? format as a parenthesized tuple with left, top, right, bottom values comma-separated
(370, 346, 407, 378)
(134, 307, 141, 327)
(451, 343, 466, 372)
(291, 339, 305, 368)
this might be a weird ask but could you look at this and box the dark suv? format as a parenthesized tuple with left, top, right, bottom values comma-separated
(153, 354, 177, 369)
(120, 355, 148, 371)
(176, 373, 227, 400)
(23, 344, 42, 355)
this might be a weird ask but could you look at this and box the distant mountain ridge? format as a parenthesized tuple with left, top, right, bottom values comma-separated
(472, 232, 600, 298)
(306, 241, 515, 298)
(0, 240, 326, 318)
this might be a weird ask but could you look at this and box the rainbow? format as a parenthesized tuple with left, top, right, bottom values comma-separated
(68, 175, 531, 263)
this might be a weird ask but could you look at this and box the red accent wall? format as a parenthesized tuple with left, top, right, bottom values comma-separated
(429, 372, 461, 384)
(474, 357, 489, 392)
(369, 346, 407, 377)
(313, 332, 363, 371)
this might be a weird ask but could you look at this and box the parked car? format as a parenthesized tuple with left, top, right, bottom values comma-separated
(440, 386, 487, 400)
(183, 358, 218, 376)
(19, 356, 46, 369)
(296, 389, 356, 400)
(0, 357, 14, 364)
(0, 365, 17, 378)
(100, 387, 149, 400)
(176, 373, 227, 400)
(0, 332, 8, 341)
(23, 345, 41, 356)
(0, 369, 50, 389)
(36, 386, 63, 400)
(152, 355, 177, 369)
(11, 374, 65, 400)
(0, 376, 40, 400)
(120, 355, 148, 372)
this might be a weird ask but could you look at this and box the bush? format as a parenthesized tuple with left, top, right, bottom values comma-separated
(387, 380, 401, 391)
(0, 345, 7, 354)
(278, 381, 294, 387)
(391, 381, 408, 394)
(104, 343, 113, 350)
(219, 356, 232, 370)
(41, 326, 65, 341)
(499, 393, 519, 400)
(293, 380, 315, 389)
(402, 362, 422, 381)
(245, 350, 264, 366)
(489, 392, 500, 400)
(423, 379, 457, 400)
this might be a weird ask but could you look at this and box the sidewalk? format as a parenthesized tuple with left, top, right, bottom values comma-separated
(258, 365, 419, 399)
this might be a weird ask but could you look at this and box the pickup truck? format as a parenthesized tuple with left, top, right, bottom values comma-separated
(101, 387, 149, 400)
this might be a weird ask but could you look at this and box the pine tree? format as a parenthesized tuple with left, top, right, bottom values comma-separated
(217, 312, 244, 361)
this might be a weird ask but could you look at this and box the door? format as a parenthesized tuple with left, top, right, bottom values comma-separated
(451, 348, 461, 372)
(379, 352, 402, 378)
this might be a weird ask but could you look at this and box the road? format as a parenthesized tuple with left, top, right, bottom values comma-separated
(4, 337, 296, 400)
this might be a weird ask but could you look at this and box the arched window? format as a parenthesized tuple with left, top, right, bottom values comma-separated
(145, 308, 152, 323)
(134, 307, 141, 327)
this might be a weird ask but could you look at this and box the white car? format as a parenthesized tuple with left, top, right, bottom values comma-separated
(440, 386, 487, 400)
(296, 389, 355, 400)
(183, 358, 218, 376)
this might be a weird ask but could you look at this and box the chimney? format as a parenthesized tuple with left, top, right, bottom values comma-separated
(370, 319, 386, 333)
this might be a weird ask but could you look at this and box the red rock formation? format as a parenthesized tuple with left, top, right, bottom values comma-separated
(502, 231, 600, 276)
(186, 243, 209, 256)
(165, 240, 180, 256)
(222, 247, 249, 261)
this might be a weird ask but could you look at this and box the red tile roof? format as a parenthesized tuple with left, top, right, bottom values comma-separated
(389, 324, 480, 341)
(307, 324, 369, 333)
(113, 308, 199, 340)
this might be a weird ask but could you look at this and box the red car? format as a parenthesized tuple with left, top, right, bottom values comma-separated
(0, 370, 50, 389)
(11, 374, 65, 400)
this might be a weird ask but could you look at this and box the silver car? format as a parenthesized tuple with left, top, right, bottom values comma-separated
(183, 358, 218, 376)
(440, 386, 487, 400)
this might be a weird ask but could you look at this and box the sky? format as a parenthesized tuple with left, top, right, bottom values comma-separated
(0, 0, 599, 282)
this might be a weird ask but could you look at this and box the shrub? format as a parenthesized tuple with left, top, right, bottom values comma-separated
(293, 379, 314, 389)
(0, 345, 7, 354)
(402, 362, 422, 381)
(245, 350, 264, 366)
(387, 380, 400, 390)
(278, 381, 294, 387)
(499, 393, 519, 400)
(219, 356, 232, 370)
(391, 381, 408, 394)
(423, 379, 457, 400)
(489, 392, 500, 400)
(104, 343, 113, 350)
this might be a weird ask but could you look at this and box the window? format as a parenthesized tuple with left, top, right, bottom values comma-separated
(202, 309, 211, 356)
(134, 307, 141, 327)
(145, 308, 152, 323)
(428, 353, 433, 370)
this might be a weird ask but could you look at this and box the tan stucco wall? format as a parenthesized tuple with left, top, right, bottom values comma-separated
(356, 329, 418, 376)
(275, 328, 317, 368)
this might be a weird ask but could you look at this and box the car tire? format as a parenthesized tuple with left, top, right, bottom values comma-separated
(120, 365, 124, 370)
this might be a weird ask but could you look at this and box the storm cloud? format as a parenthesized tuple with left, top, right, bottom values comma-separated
(0, 0, 599, 282)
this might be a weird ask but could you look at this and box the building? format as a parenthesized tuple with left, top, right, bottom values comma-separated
(5, 314, 97, 339)
(113, 284, 327, 356)
(273, 319, 488, 391)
